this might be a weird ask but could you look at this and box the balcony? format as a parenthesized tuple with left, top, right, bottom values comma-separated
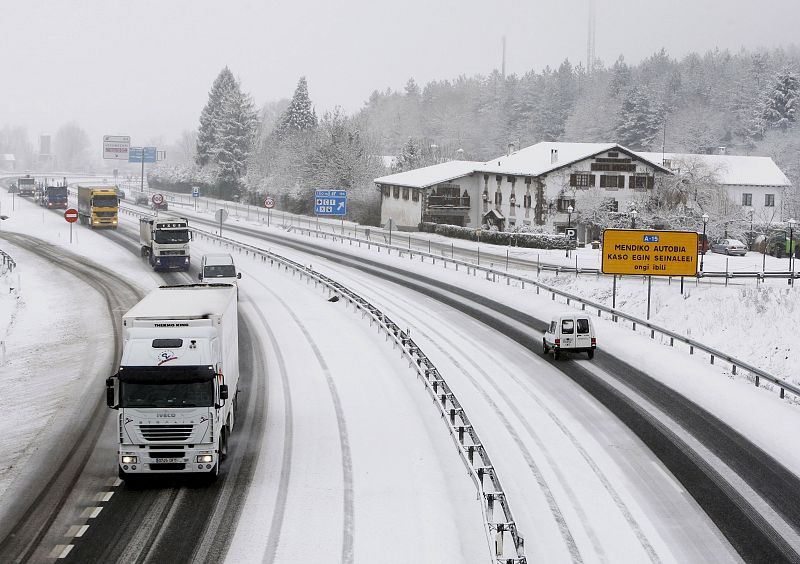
(427, 196, 471, 208)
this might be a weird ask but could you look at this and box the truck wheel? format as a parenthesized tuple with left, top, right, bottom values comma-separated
(219, 427, 229, 461)
(588, 350, 595, 360)
(542, 339, 549, 354)
(553, 349, 560, 360)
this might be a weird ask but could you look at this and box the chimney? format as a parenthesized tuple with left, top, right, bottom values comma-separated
(551, 149, 558, 164)
(507, 142, 515, 156)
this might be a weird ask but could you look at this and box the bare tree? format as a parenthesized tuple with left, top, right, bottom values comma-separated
(54, 122, 90, 170)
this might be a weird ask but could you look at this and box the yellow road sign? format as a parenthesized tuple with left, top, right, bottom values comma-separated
(602, 229, 698, 276)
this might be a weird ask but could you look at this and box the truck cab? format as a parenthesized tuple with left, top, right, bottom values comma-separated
(140, 216, 191, 271)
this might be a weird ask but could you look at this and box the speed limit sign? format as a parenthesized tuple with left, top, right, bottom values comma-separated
(152, 193, 164, 205)
(264, 197, 275, 209)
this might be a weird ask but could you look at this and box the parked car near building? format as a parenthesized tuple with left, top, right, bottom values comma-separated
(710, 238, 747, 256)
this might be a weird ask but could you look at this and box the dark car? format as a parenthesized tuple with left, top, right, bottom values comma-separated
(710, 238, 747, 256)
(135, 194, 149, 206)
(152, 201, 169, 211)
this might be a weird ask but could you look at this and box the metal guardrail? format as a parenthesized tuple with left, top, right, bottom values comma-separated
(118, 206, 528, 563)
(286, 224, 800, 403)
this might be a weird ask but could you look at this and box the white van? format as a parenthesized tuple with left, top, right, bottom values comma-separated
(542, 313, 596, 360)
(199, 254, 241, 287)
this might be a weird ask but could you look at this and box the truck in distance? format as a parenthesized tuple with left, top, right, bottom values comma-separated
(106, 284, 239, 483)
(77, 185, 119, 228)
(17, 175, 36, 197)
(39, 185, 69, 209)
(140, 216, 192, 271)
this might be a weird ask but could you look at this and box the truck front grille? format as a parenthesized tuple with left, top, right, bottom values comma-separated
(95, 211, 117, 217)
(139, 424, 193, 441)
(160, 250, 187, 256)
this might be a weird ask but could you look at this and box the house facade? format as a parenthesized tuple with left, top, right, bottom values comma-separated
(637, 151, 792, 224)
(375, 142, 793, 237)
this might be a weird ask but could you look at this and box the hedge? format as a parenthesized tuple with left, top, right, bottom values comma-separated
(419, 222, 574, 250)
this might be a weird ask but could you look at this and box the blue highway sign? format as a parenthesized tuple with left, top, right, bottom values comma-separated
(129, 146, 157, 164)
(314, 189, 347, 216)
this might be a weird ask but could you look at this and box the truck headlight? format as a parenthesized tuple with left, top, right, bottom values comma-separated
(196, 454, 213, 463)
(122, 455, 138, 464)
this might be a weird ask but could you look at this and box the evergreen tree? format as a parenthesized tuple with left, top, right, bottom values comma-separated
(404, 78, 420, 97)
(276, 77, 318, 137)
(615, 86, 663, 149)
(215, 82, 257, 198)
(393, 138, 421, 172)
(763, 68, 799, 131)
(196, 67, 236, 166)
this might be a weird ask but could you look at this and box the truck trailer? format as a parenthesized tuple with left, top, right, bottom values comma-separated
(106, 284, 239, 482)
(140, 215, 191, 271)
(77, 185, 119, 228)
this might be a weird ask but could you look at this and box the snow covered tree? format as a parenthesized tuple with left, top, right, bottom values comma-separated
(215, 84, 257, 198)
(276, 77, 318, 137)
(393, 138, 421, 172)
(54, 122, 90, 170)
(196, 67, 236, 166)
(614, 86, 663, 149)
(763, 68, 799, 131)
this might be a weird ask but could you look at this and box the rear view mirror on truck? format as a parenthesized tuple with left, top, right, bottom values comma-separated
(219, 384, 229, 400)
(105, 377, 117, 409)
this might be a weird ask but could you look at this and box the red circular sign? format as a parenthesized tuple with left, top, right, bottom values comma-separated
(264, 197, 275, 209)
(152, 193, 164, 205)
(64, 208, 79, 223)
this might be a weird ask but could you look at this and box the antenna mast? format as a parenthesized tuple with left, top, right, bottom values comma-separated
(587, 0, 596, 73)
(501, 35, 506, 78)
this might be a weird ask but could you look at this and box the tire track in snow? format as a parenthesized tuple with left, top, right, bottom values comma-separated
(245, 297, 295, 564)
(246, 273, 354, 564)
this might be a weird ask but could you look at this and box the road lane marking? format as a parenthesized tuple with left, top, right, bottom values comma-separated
(80, 506, 103, 519)
(94, 491, 113, 502)
(50, 544, 73, 559)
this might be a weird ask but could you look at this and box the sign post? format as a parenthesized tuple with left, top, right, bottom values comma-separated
(215, 209, 228, 237)
(64, 208, 79, 243)
(129, 146, 158, 194)
(264, 196, 275, 227)
(602, 229, 699, 319)
(192, 186, 200, 211)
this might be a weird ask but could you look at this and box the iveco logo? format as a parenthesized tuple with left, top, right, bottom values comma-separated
(157, 413, 176, 418)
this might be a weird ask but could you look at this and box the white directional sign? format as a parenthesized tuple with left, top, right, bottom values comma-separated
(103, 135, 130, 160)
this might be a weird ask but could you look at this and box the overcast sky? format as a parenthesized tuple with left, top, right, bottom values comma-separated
(2, 0, 799, 156)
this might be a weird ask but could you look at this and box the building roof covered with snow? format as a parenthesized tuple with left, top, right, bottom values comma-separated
(636, 152, 792, 187)
(374, 160, 482, 189)
(476, 142, 672, 176)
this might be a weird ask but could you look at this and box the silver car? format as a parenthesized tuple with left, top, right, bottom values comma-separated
(711, 238, 747, 256)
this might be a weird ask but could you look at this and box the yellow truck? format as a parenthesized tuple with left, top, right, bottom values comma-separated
(77, 185, 119, 229)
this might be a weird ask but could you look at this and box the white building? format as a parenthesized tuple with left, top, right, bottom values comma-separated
(637, 151, 792, 225)
(375, 142, 793, 236)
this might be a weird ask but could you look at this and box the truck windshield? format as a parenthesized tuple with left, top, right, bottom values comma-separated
(204, 265, 236, 278)
(120, 380, 214, 408)
(92, 196, 118, 208)
(154, 230, 190, 244)
(47, 187, 68, 197)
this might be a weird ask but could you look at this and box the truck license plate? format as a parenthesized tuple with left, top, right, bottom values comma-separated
(155, 457, 182, 463)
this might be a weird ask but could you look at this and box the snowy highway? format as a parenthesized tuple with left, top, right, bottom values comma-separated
(2, 183, 800, 562)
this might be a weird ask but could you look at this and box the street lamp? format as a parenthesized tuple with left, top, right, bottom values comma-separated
(630, 209, 638, 229)
(789, 218, 796, 286)
(566, 204, 573, 258)
(701, 212, 709, 272)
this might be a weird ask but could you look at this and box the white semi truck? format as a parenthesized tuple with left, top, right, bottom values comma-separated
(139, 216, 191, 271)
(106, 284, 239, 482)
